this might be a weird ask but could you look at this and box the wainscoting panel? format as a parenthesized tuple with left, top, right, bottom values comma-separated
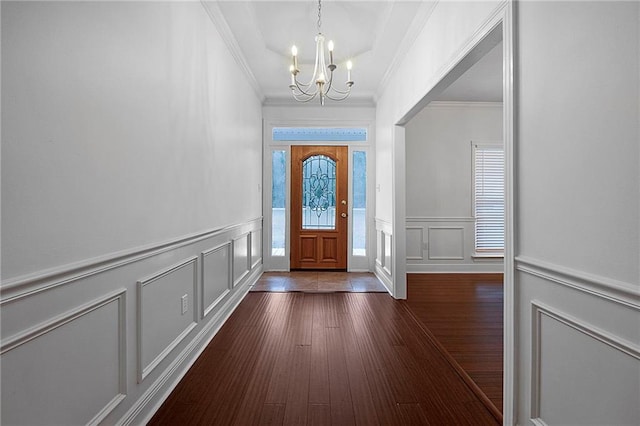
(406, 227, 424, 260)
(405, 217, 502, 273)
(0, 217, 263, 426)
(137, 257, 198, 382)
(1, 291, 126, 426)
(374, 218, 393, 292)
(531, 302, 640, 426)
(384, 232, 393, 275)
(251, 229, 262, 269)
(428, 226, 464, 260)
(516, 263, 640, 425)
(233, 233, 250, 287)
(201, 243, 232, 319)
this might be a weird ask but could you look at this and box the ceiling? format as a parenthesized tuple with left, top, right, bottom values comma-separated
(435, 41, 503, 103)
(211, 1, 502, 106)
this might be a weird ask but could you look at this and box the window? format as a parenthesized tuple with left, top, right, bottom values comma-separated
(271, 151, 286, 256)
(352, 151, 366, 256)
(473, 143, 504, 254)
(302, 155, 336, 230)
(273, 127, 367, 142)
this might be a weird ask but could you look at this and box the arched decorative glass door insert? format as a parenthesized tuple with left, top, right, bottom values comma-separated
(291, 146, 348, 270)
(302, 155, 336, 230)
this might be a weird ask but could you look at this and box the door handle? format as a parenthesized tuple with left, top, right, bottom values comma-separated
(341, 213, 347, 218)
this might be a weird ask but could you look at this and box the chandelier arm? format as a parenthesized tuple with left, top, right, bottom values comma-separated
(293, 79, 319, 97)
(292, 90, 319, 103)
(290, 82, 318, 99)
(324, 90, 352, 102)
(324, 68, 335, 93)
(327, 85, 352, 95)
(294, 74, 319, 90)
(291, 90, 316, 101)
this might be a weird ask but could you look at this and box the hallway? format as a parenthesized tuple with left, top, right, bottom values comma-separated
(149, 290, 499, 425)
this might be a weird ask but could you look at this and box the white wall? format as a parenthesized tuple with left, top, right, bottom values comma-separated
(405, 102, 503, 272)
(374, 0, 505, 297)
(1, 1, 262, 281)
(1, 2, 263, 424)
(515, 1, 640, 424)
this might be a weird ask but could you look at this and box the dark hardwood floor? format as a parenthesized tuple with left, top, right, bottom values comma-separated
(149, 291, 499, 425)
(406, 273, 504, 421)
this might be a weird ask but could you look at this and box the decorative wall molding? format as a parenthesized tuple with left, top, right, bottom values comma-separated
(382, 231, 393, 276)
(251, 230, 262, 270)
(404, 218, 502, 273)
(233, 233, 251, 288)
(427, 101, 503, 109)
(1, 290, 127, 425)
(396, 1, 507, 125)
(137, 257, 199, 383)
(376, 0, 438, 101)
(530, 418, 549, 426)
(428, 226, 465, 260)
(407, 264, 504, 274)
(375, 217, 393, 235)
(406, 216, 475, 223)
(375, 218, 394, 277)
(530, 301, 640, 423)
(201, 242, 232, 319)
(516, 256, 640, 310)
(263, 95, 376, 108)
(406, 227, 424, 260)
(374, 262, 393, 294)
(1, 218, 262, 305)
(2, 217, 262, 425)
(119, 267, 259, 426)
(199, 1, 264, 102)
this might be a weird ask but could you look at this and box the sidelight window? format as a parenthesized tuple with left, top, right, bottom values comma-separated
(272, 150, 286, 256)
(352, 151, 367, 256)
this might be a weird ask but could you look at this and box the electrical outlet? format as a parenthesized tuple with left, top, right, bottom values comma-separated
(181, 294, 188, 315)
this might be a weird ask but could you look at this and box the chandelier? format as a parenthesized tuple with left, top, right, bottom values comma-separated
(288, 0, 354, 105)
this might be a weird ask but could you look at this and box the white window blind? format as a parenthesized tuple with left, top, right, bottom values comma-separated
(473, 144, 504, 253)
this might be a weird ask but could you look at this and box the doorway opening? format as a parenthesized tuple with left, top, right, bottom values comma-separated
(290, 145, 348, 270)
(397, 18, 511, 424)
(263, 125, 374, 274)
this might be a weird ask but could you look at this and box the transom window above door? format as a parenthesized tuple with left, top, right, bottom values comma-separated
(272, 127, 367, 142)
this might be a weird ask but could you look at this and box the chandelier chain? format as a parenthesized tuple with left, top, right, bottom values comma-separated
(317, 0, 322, 32)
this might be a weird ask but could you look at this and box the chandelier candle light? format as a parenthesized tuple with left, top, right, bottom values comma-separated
(289, 0, 354, 105)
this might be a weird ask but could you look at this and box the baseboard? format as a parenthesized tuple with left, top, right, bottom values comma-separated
(407, 263, 503, 274)
(119, 265, 262, 426)
(375, 263, 393, 294)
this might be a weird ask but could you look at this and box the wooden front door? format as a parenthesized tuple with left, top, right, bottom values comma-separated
(291, 146, 348, 269)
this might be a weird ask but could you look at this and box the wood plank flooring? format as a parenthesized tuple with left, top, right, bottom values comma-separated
(149, 292, 499, 425)
(406, 273, 504, 420)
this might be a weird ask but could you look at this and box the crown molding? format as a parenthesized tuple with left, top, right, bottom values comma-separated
(263, 95, 376, 108)
(375, 0, 439, 102)
(427, 101, 503, 108)
(200, 1, 265, 103)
